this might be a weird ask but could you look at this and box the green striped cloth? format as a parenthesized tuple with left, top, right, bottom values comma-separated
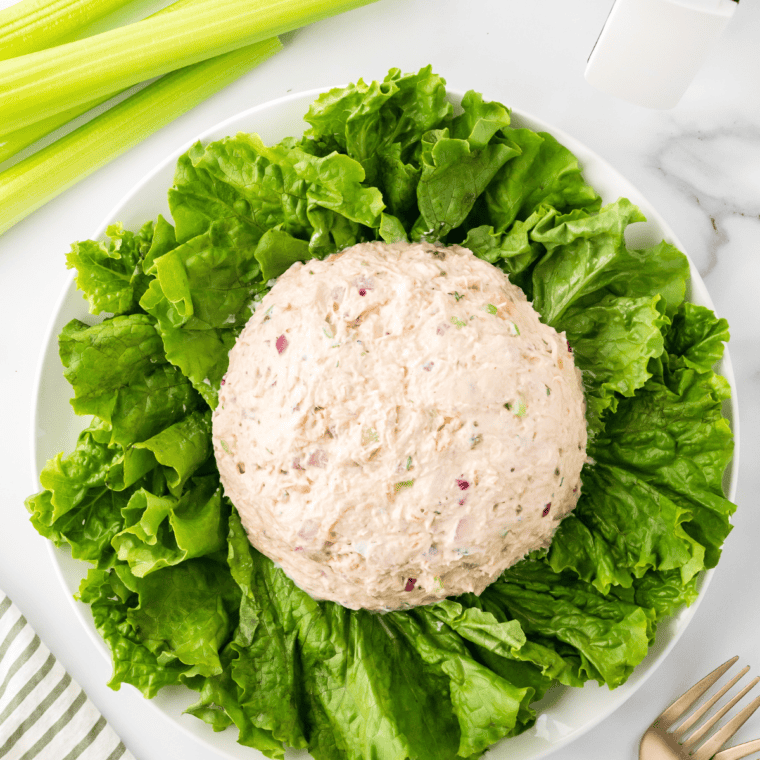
(0, 592, 135, 760)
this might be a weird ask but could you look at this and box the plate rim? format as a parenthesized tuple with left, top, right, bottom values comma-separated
(29, 84, 740, 760)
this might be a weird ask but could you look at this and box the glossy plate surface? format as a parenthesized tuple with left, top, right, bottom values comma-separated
(31, 87, 739, 760)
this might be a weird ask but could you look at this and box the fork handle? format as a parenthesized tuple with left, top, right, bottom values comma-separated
(714, 738, 760, 760)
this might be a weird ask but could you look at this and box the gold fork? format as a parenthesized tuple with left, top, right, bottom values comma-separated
(640, 656, 760, 760)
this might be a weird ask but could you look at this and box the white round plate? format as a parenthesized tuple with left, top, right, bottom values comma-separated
(31, 87, 739, 760)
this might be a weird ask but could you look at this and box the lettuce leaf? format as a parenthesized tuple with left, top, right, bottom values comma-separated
(530, 198, 646, 325)
(665, 302, 730, 372)
(30, 421, 122, 523)
(59, 315, 167, 420)
(304, 65, 453, 188)
(412, 126, 520, 241)
(169, 134, 376, 258)
(78, 568, 190, 698)
(484, 127, 601, 232)
(66, 221, 154, 316)
(485, 560, 653, 688)
(139, 217, 264, 407)
(559, 294, 668, 435)
(462, 204, 557, 286)
(549, 464, 706, 594)
(126, 558, 239, 678)
(112, 475, 226, 577)
(27, 478, 130, 563)
(549, 303, 734, 591)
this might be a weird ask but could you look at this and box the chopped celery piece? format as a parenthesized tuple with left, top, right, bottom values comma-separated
(0, 0, 136, 60)
(0, 37, 281, 236)
(0, 0, 377, 136)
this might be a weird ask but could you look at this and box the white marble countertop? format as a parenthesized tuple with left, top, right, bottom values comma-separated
(1, 1, 759, 758)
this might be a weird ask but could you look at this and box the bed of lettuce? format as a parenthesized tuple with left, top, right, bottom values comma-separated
(26, 66, 736, 760)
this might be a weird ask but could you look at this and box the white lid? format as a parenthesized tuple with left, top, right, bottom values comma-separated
(585, 0, 737, 109)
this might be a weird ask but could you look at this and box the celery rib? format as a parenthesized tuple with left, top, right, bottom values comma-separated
(0, 37, 282, 237)
(0, 0, 378, 136)
(0, 0, 137, 60)
(0, 0, 211, 161)
(0, 95, 109, 163)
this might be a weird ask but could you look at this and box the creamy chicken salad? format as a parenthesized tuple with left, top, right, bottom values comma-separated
(214, 241, 587, 609)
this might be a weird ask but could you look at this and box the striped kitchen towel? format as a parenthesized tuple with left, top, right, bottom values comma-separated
(0, 591, 135, 760)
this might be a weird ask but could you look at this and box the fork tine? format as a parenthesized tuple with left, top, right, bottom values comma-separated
(714, 737, 760, 760)
(682, 676, 760, 749)
(655, 656, 739, 728)
(692, 693, 760, 760)
(676, 667, 751, 739)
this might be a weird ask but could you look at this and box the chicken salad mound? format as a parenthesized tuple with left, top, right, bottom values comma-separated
(213, 241, 587, 610)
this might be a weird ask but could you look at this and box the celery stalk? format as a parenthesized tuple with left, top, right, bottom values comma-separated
(0, 0, 136, 60)
(0, 0, 208, 160)
(0, 0, 377, 135)
(0, 36, 281, 237)
(0, 95, 108, 163)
